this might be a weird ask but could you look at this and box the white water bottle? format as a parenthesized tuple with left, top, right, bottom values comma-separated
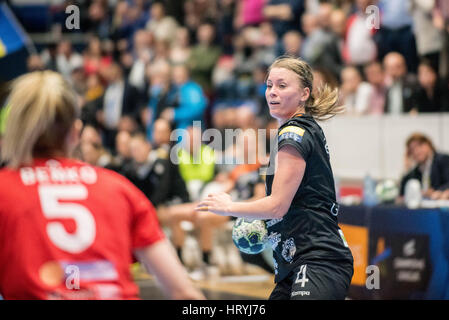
(404, 179, 422, 209)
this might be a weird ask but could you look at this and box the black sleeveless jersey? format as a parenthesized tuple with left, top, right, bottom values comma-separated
(265, 114, 353, 282)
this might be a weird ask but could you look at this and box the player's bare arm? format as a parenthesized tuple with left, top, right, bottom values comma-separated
(195, 145, 305, 220)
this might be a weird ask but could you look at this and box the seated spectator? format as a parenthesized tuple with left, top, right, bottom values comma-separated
(125, 132, 177, 206)
(281, 30, 302, 57)
(339, 66, 374, 115)
(142, 61, 176, 140)
(383, 52, 419, 114)
(157, 125, 223, 275)
(263, 0, 305, 38)
(343, 0, 377, 67)
(376, 0, 418, 73)
(26, 54, 45, 72)
(55, 40, 84, 81)
(187, 22, 222, 95)
(363, 61, 387, 115)
(128, 29, 154, 92)
(410, 0, 444, 72)
(160, 64, 207, 130)
(234, 0, 265, 29)
(409, 60, 449, 113)
(106, 130, 133, 175)
(170, 27, 192, 65)
(84, 73, 104, 104)
(301, 13, 331, 65)
(313, 8, 346, 81)
(80, 141, 114, 167)
(145, 1, 178, 44)
(151, 118, 190, 207)
(399, 133, 449, 201)
(82, 36, 112, 76)
(96, 63, 145, 151)
(176, 126, 216, 200)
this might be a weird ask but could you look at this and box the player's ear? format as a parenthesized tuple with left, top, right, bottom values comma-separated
(66, 119, 83, 155)
(299, 87, 310, 105)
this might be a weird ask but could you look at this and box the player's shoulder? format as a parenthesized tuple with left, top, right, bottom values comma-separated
(278, 114, 317, 140)
(61, 158, 136, 189)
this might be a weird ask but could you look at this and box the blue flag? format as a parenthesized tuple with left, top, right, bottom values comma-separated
(0, 3, 29, 58)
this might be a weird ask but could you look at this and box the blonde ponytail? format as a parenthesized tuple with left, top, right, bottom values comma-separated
(1, 71, 78, 168)
(307, 84, 344, 121)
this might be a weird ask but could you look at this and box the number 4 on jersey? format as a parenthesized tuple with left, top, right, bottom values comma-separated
(295, 264, 309, 288)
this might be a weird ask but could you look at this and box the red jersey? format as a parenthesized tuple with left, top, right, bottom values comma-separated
(0, 157, 165, 300)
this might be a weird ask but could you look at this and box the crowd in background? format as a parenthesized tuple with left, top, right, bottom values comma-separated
(3, 0, 449, 274)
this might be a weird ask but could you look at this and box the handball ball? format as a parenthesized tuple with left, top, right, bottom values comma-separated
(375, 179, 399, 203)
(232, 218, 268, 254)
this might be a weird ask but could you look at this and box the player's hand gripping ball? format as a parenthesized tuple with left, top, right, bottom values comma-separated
(232, 218, 268, 254)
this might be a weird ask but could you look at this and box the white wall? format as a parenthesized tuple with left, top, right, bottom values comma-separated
(318, 114, 449, 182)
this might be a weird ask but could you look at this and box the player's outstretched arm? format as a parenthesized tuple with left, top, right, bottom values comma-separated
(134, 239, 205, 300)
(196, 145, 305, 220)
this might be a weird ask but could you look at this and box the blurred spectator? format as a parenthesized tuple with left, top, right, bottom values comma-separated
(83, 36, 113, 76)
(184, 0, 219, 35)
(313, 8, 346, 81)
(411, 0, 444, 72)
(152, 118, 173, 151)
(125, 132, 181, 206)
(383, 52, 419, 114)
(70, 65, 88, 99)
(363, 61, 387, 114)
(85, 73, 105, 103)
(86, 0, 111, 39)
(107, 129, 133, 175)
(282, 30, 302, 57)
(143, 61, 175, 140)
(151, 118, 191, 207)
(97, 63, 144, 150)
(160, 64, 207, 130)
(146, 1, 179, 44)
(234, 0, 266, 29)
(376, 0, 418, 72)
(187, 22, 222, 95)
(128, 29, 154, 92)
(399, 133, 449, 200)
(79, 124, 113, 167)
(80, 141, 114, 167)
(343, 0, 377, 67)
(177, 126, 216, 201)
(27, 54, 45, 72)
(433, 0, 449, 78)
(263, 0, 305, 38)
(55, 39, 84, 81)
(409, 60, 449, 112)
(312, 67, 339, 95)
(339, 66, 374, 115)
(170, 26, 192, 65)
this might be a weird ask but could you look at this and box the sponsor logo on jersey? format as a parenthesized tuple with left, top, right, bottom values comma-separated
(267, 232, 282, 250)
(266, 217, 283, 228)
(281, 237, 297, 263)
(278, 126, 305, 144)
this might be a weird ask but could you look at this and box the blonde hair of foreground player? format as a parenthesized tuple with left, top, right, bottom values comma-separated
(1, 70, 204, 300)
(196, 56, 343, 219)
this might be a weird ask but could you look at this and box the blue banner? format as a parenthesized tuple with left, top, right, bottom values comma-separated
(0, 3, 29, 58)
